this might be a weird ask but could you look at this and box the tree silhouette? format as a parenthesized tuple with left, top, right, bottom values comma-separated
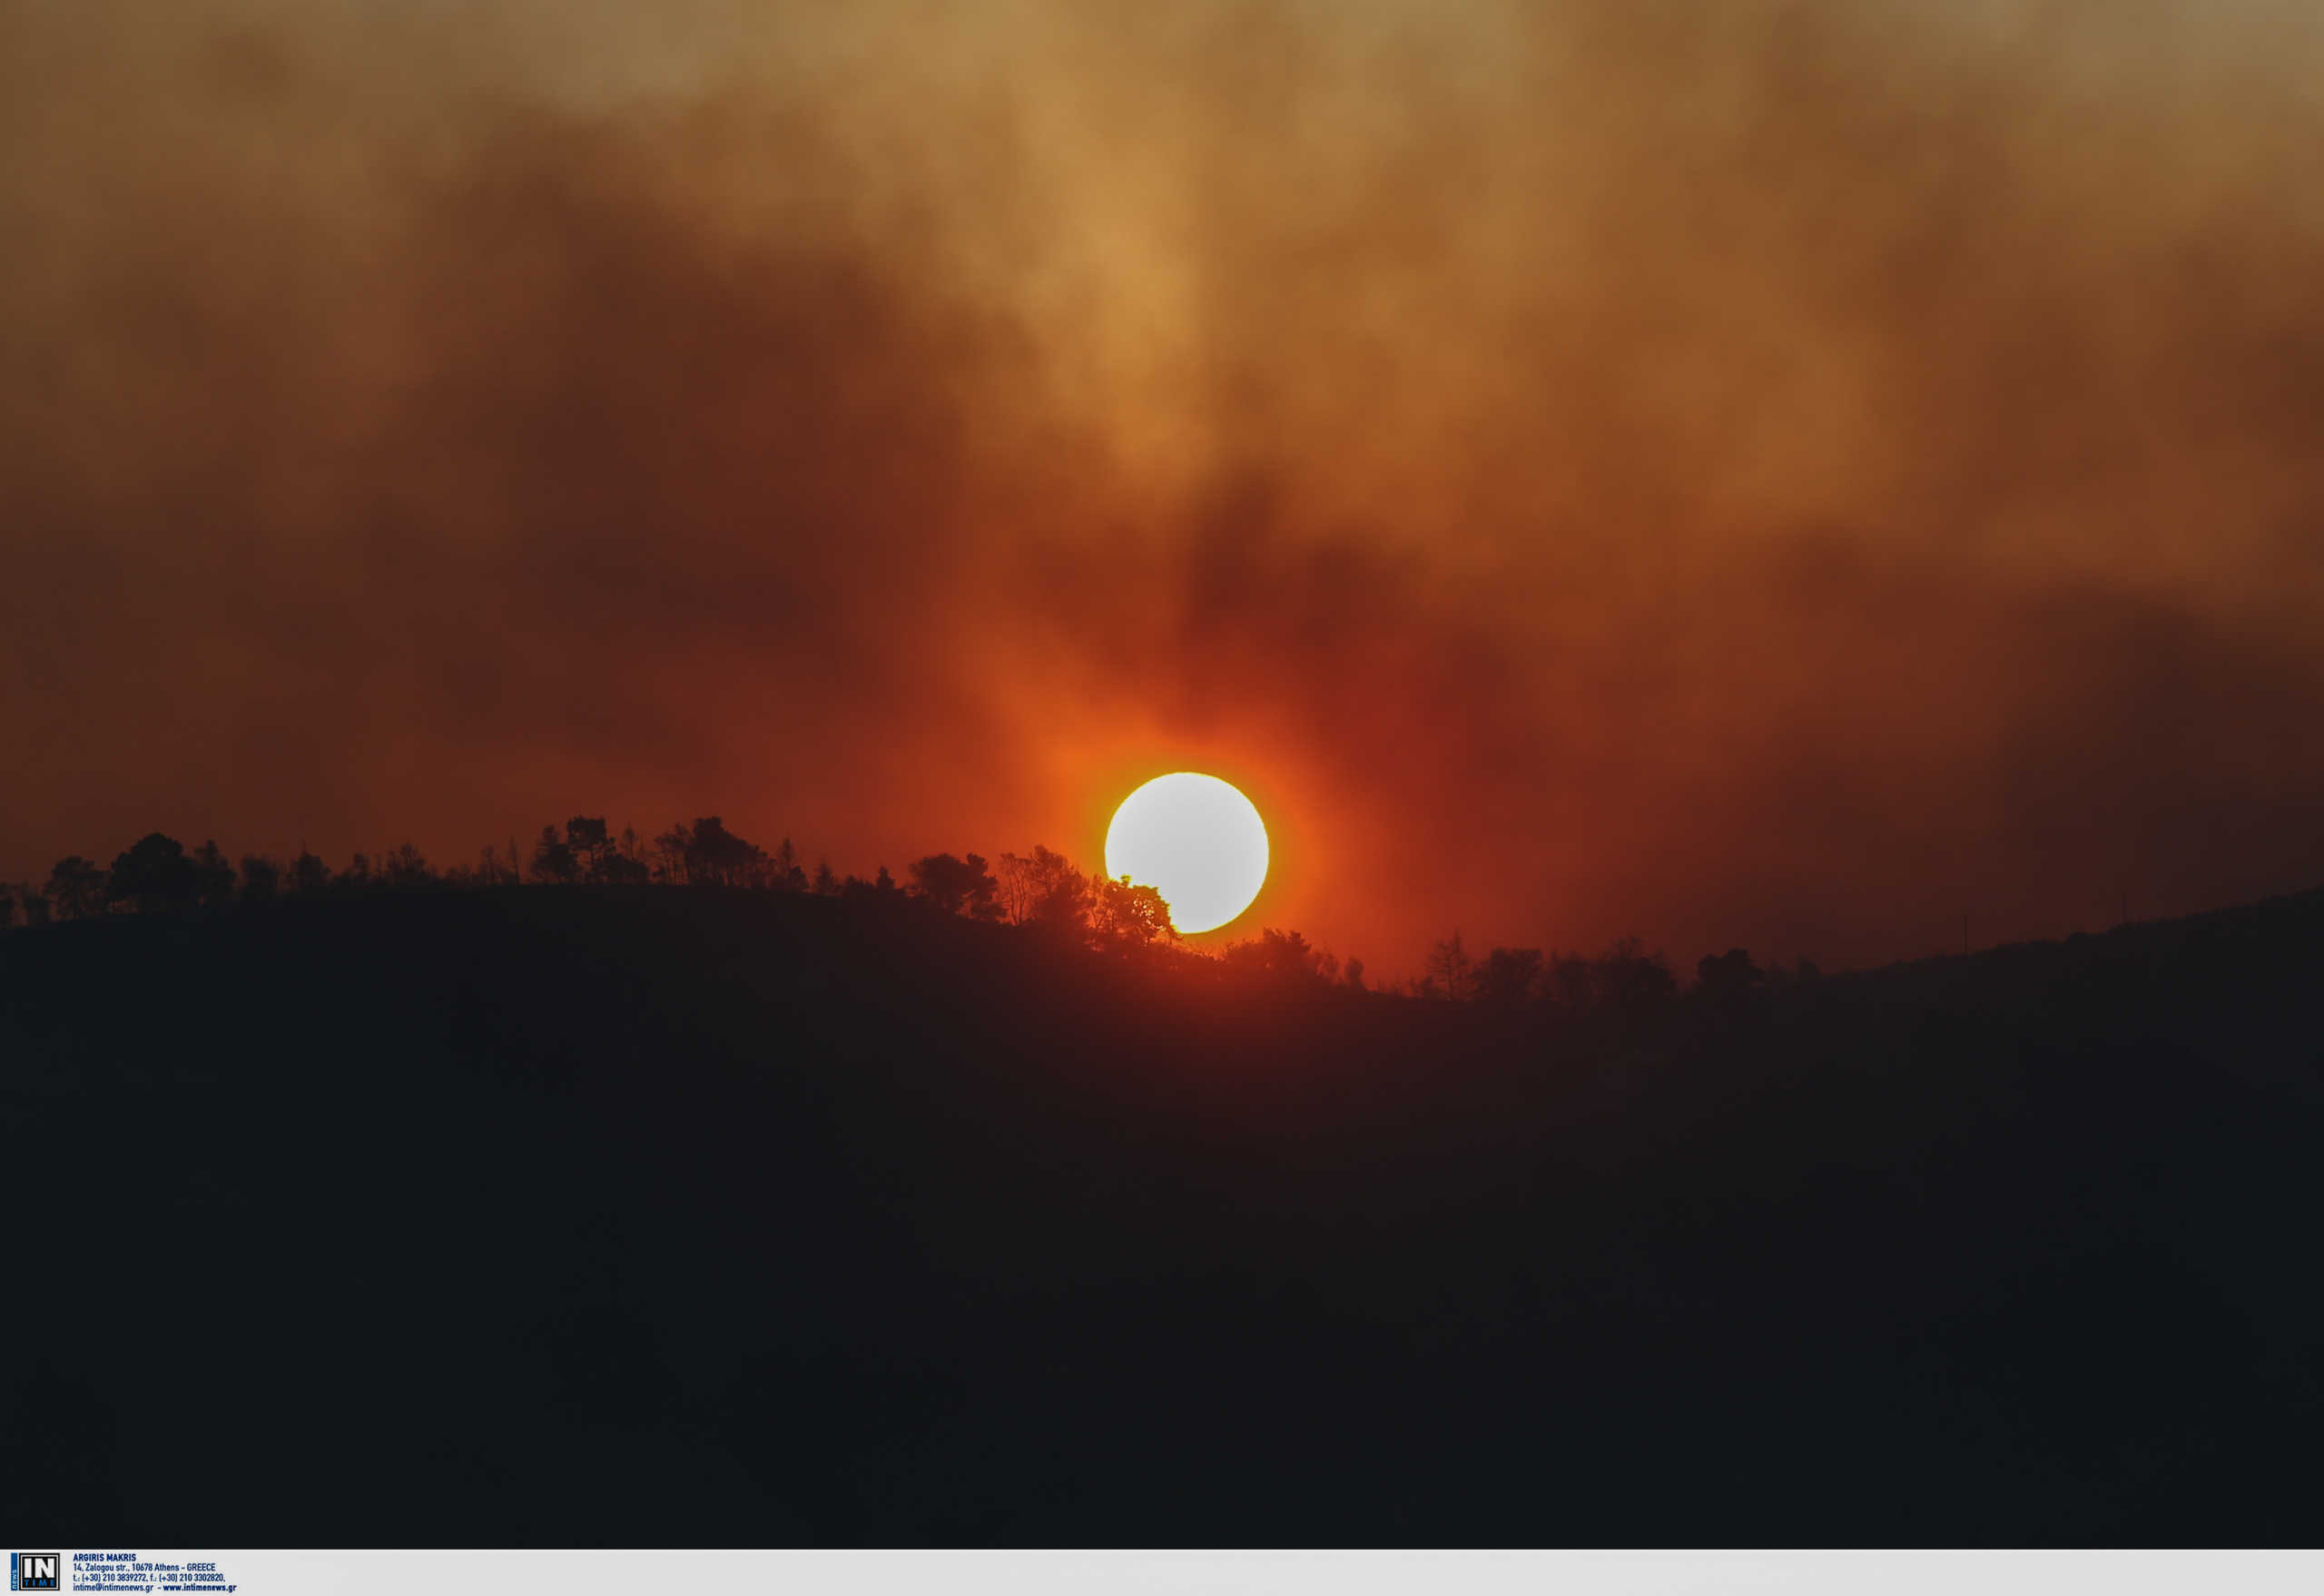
(566, 818, 613, 881)
(21, 814, 1425, 1002)
(45, 857, 108, 919)
(191, 841, 237, 910)
(1425, 931, 1475, 1000)
(545, 818, 647, 884)
(598, 847, 651, 886)
(1089, 876, 1177, 951)
(1225, 927, 1323, 982)
(383, 843, 433, 887)
(0, 807, 1741, 1042)
(1473, 946, 1544, 1005)
(650, 825, 689, 884)
(663, 817, 766, 888)
(1695, 946, 1763, 999)
(240, 854, 281, 903)
(105, 835, 195, 914)
(908, 852, 1000, 918)
(288, 848, 331, 894)
(532, 825, 578, 884)
(1545, 951, 1595, 1013)
(997, 846, 1087, 930)
(769, 837, 808, 892)
(0, 882, 15, 930)
(1594, 937, 1678, 1017)
(992, 852, 1039, 924)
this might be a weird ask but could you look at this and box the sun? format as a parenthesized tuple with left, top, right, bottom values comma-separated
(1104, 773, 1270, 935)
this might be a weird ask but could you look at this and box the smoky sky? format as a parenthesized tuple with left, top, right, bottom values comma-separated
(5, 0, 2323, 970)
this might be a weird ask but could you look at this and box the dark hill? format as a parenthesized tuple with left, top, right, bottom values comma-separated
(5, 885, 2321, 1543)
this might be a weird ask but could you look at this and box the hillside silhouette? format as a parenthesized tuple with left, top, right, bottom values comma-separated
(4, 873, 2320, 1543)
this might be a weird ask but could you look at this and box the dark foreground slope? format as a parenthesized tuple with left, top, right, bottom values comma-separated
(4, 886, 2320, 1544)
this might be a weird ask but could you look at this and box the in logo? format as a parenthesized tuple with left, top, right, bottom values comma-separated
(10, 1555, 59, 1592)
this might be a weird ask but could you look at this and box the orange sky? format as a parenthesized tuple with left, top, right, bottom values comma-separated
(5, 1, 2324, 971)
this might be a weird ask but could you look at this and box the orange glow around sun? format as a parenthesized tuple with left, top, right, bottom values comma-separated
(1104, 773, 1270, 934)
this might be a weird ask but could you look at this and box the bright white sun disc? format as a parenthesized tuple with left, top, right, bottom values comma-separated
(1104, 773, 1269, 934)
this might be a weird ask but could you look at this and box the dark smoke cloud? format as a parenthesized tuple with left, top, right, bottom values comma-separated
(5, 1, 2323, 970)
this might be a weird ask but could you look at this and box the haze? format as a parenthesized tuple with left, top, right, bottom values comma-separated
(5, 0, 2322, 970)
